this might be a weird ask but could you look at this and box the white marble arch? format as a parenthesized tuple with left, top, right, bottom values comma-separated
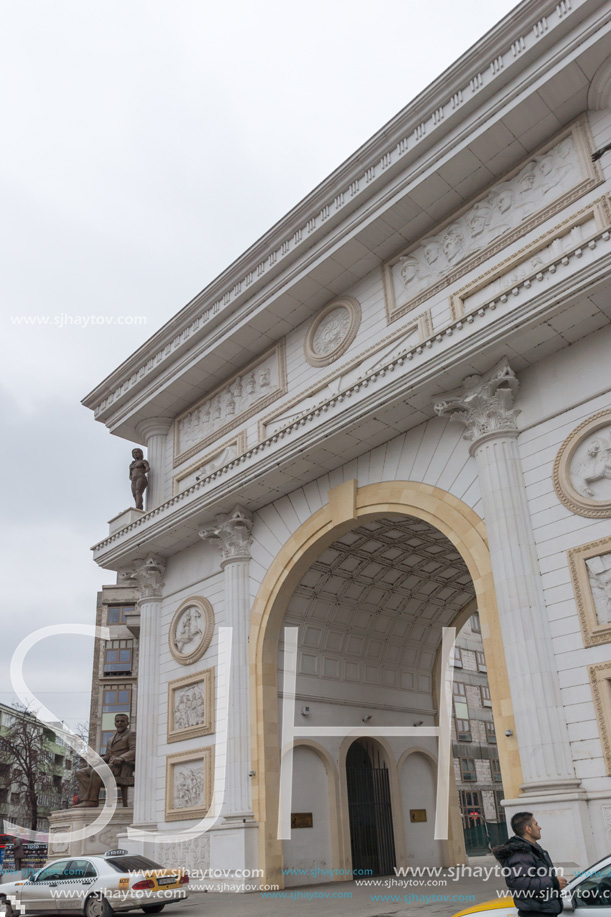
(399, 747, 444, 867)
(282, 741, 340, 886)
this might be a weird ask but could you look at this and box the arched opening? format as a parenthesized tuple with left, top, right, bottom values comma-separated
(250, 481, 522, 886)
(346, 738, 396, 876)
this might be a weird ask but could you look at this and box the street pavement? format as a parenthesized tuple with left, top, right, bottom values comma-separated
(168, 857, 511, 917)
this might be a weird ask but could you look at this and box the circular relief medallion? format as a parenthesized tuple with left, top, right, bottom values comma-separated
(553, 409, 611, 518)
(305, 296, 361, 367)
(169, 597, 214, 665)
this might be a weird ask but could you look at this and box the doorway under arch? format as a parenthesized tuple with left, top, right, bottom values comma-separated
(346, 738, 396, 877)
(249, 480, 522, 886)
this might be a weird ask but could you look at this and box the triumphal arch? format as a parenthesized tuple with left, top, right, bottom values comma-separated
(84, 0, 611, 887)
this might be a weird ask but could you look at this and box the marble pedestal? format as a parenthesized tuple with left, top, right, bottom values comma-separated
(48, 808, 134, 858)
(117, 819, 259, 892)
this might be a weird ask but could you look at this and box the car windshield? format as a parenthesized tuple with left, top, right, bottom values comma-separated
(105, 856, 165, 873)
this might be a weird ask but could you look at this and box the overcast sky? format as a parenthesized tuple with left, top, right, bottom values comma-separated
(0, 0, 519, 731)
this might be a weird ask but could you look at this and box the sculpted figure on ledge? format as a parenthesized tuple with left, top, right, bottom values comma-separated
(75, 714, 135, 807)
(129, 448, 149, 510)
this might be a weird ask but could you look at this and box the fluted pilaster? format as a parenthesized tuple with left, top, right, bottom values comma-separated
(121, 554, 166, 826)
(435, 359, 576, 790)
(200, 506, 253, 818)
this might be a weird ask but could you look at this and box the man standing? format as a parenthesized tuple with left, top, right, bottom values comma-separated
(493, 812, 568, 915)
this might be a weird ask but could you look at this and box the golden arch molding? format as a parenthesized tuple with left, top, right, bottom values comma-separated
(249, 479, 523, 884)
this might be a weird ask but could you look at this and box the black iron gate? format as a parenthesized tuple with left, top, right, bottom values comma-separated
(346, 740, 396, 876)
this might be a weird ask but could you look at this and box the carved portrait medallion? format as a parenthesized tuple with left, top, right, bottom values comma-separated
(305, 297, 361, 367)
(169, 597, 214, 665)
(553, 410, 611, 517)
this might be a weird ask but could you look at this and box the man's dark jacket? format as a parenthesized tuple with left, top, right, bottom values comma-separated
(493, 835, 563, 915)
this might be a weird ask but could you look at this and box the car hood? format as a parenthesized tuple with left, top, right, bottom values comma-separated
(453, 897, 515, 917)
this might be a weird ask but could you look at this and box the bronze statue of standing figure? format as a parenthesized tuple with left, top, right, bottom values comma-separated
(129, 448, 149, 510)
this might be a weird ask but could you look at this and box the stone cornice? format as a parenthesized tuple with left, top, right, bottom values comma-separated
(91, 236, 611, 567)
(82, 0, 608, 429)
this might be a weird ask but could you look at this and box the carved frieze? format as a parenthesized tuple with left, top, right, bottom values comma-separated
(553, 410, 611, 518)
(169, 596, 215, 665)
(451, 198, 611, 318)
(165, 746, 214, 821)
(304, 296, 361, 367)
(173, 342, 286, 467)
(167, 668, 214, 743)
(260, 315, 428, 440)
(589, 661, 611, 775)
(383, 116, 602, 322)
(568, 536, 611, 647)
(173, 433, 246, 494)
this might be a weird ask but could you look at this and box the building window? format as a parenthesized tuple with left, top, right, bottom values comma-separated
(107, 605, 135, 625)
(100, 685, 132, 753)
(453, 682, 471, 739)
(103, 640, 133, 675)
(460, 758, 477, 782)
(485, 721, 497, 743)
(452, 646, 463, 667)
(476, 651, 487, 672)
(100, 731, 115, 754)
(471, 613, 481, 634)
(10, 792, 21, 804)
(460, 789, 483, 824)
(480, 685, 492, 707)
(491, 759, 502, 782)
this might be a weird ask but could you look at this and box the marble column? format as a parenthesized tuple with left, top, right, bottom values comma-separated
(135, 418, 172, 510)
(200, 506, 254, 819)
(122, 554, 166, 827)
(435, 359, 577, 792)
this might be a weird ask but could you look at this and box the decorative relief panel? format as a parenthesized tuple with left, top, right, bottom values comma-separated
(304, 296, 361, 367)
(167, 668, 214, 743)
(383, 116, 602, 321)
(260, 314, 428, 440)
(554, 410, 611, 518)
(173, 342, 286, 466)
(589, 661, 611, 775)
(169, 597, 215, 665)
(568, 537, 611, 647)
(165, 746, 214, 821)
(173, 433, 246, 494)
(451, 199, 611, 318)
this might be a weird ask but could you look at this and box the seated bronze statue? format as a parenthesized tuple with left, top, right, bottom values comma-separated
(75, 713, 135, 807)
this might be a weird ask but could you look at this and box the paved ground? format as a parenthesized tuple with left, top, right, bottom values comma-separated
(169, 857, 512, 917)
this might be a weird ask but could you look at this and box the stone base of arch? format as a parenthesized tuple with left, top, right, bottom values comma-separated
(249, 480, 523, 887)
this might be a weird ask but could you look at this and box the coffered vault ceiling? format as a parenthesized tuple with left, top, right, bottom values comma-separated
(280, 516, 475, 702)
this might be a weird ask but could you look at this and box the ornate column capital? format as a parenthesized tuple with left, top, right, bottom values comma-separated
(199, 505, 253, 564)
(120, 553, 166, 602)
(135, 416, 173, 442)
(434, 357, 520, 450)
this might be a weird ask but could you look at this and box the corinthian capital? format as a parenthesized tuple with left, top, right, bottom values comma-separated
(121, 554, 166, 601)
(434, 358, 520, 447)
(199, 505, 253, 564)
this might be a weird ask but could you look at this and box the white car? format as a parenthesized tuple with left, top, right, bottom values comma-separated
(451, 852, 611, 917)
(0, 850, 189, 917)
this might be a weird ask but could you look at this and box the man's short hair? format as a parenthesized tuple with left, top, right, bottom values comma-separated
(511, 811, 534, 836)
